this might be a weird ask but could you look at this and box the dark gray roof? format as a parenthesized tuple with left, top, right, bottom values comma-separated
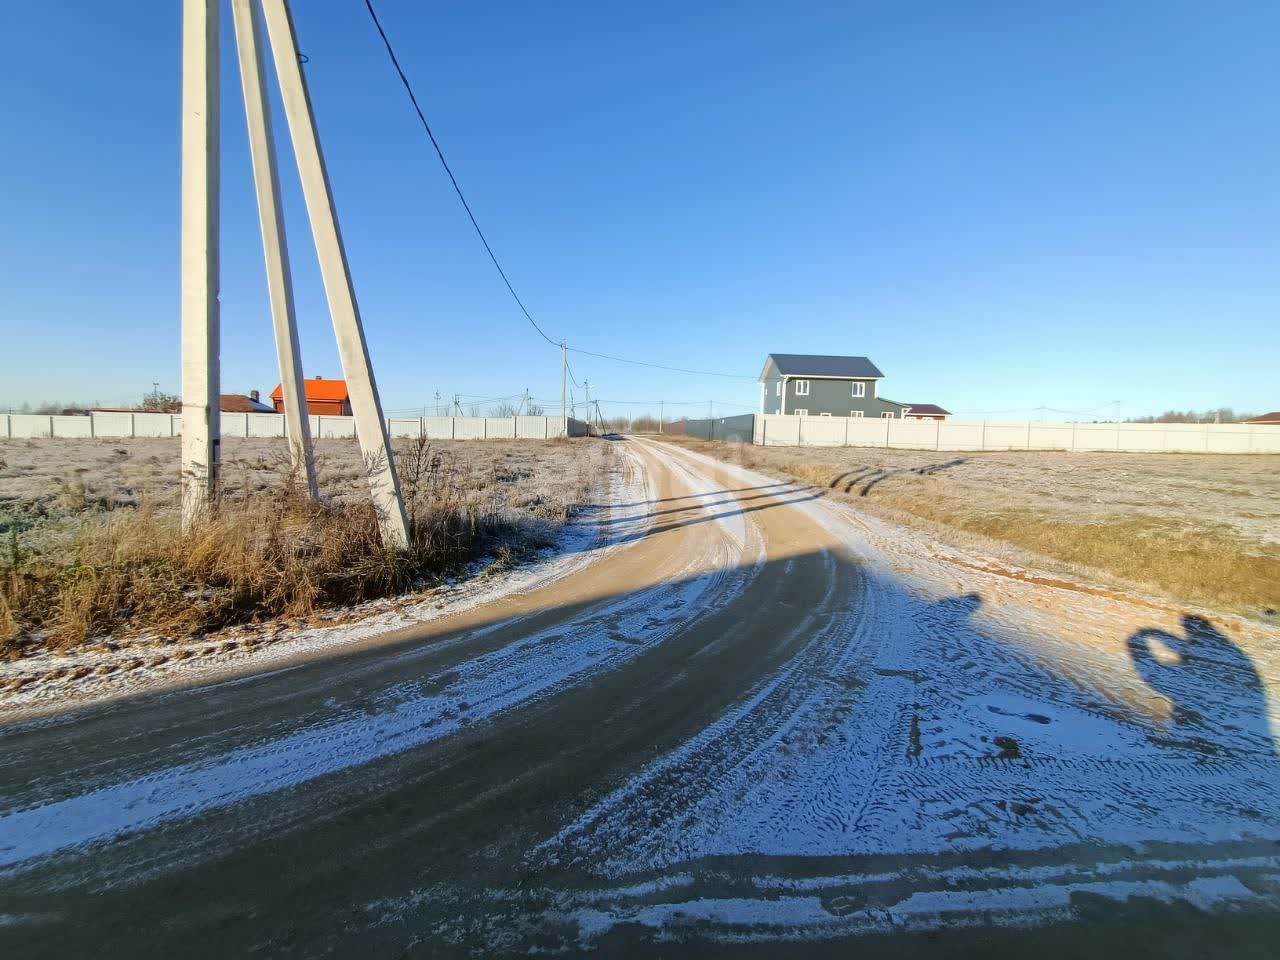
(762, 354, 884, 380)
(902, 403, 950, 416)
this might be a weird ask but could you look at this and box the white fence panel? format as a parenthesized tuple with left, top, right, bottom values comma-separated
(423, 417, 455, 439)
(453, 418, 485, 440)
(9, 415, 53, 438)
(516, 416, 549, 439)
(1069, 424, 1114, 451)
(131, 412, 172, 438)
(937, 421, 986, 450)
(314, 416, 356, 439)
(758, 415, 800, 446)
(486, 417, 515, 439)
(1026, 423, 1074, 450)
(247, 413, 285, 438)
(2, 413, 578, 443)
(979, 421, 1029, 450)
(1250, 427, 1280, 452)
(751, 414, 1280, 454)
(886, 419, 942, 450)
(5, 409, 1278, 452)
(845, 419, 889, 447)
(51, 415, 92, 438)
(1117, 424, 1165, 452)
(1204, 424, 1248, 454)
(220, 414, 248, 438)
(387, 418, 422, 438)
(92, 413, 132, 437)
(796, 416, 845, 446)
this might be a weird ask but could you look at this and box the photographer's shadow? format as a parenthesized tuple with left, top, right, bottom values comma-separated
(1128, 614, 1276, 757)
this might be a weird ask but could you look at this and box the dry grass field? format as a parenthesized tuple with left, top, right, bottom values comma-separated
(660, 437, 1280, 622)
(0, 437, 605, 656)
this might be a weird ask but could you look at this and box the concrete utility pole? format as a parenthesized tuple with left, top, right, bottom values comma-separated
(181, 0, 221, 529)
(259, 0, 409, 547)
(230, 0, 317, 500)
(560, 338, 567, 438)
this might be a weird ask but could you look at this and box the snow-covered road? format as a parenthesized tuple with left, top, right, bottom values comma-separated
(2, 438, 1278, 957)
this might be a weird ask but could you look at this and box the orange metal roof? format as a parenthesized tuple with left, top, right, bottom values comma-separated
(270, 377, 349, 402)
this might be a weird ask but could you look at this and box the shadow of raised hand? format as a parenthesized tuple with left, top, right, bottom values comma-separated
(1127, 614, 1274, 755)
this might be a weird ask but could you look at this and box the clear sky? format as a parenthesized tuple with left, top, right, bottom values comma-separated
(1, 1, 1276, 420)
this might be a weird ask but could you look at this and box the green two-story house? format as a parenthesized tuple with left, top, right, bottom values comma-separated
(759, 354, 909, 419)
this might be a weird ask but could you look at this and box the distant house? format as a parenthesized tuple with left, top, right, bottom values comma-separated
(271, 377, 351, 416)
(1244, 412, 1280, 425)
(760, 354, 926, 419)
(901, 403, 951, 422)
(220, 391, 276, 414)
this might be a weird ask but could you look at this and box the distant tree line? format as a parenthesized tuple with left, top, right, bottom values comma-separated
(7, 388, 180, 417)
(1127, 408, 1256, 424)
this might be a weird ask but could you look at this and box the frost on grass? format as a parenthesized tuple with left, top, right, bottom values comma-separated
(659, 438, 1280, 620)
(0, 437, 606, 662)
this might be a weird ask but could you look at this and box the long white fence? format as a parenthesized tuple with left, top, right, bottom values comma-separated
(0, 412, 586, 441)
(754, 414, 1280, 454)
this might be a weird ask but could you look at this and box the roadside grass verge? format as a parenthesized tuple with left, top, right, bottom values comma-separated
(0, 437, 600, 658)
(657, 437, 1280, 620)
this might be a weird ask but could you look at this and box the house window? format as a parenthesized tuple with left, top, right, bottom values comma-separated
(851, 382, 866, 398)
(794, 409, 808, 417)
(775, 380, 782, 396)
(819, 412, 831, 417)
(795, 380, 810, 396)
(850, 410, 864, 419)
(881, 412, 894, 419)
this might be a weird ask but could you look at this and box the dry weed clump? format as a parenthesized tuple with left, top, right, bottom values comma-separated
(1, 437, 593, 657)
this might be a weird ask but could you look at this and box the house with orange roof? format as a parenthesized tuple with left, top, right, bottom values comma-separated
(270, 376, 352, 416)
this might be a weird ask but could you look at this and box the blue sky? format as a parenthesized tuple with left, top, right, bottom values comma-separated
(1, 1, 1276, 420)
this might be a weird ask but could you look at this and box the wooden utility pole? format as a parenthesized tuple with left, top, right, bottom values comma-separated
(180, 0, 221, 528)
(659, 400, 663, 433)
(560, 338, 567, 438)
(259, 0, 409, 547)
(230, 0, 316, 499)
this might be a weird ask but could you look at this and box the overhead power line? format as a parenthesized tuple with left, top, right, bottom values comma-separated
(362, 1, 754, 382)
(362, 0, 557, 348)
(568, 347, 756, 380)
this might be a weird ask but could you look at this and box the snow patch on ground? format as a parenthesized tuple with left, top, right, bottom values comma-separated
(0, 443, 762, 868)
(532, 443, 1280, 942)
(555, 869, 1268, 945)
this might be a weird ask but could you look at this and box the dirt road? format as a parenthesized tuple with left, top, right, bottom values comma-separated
(2, 438, 1279, 957)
